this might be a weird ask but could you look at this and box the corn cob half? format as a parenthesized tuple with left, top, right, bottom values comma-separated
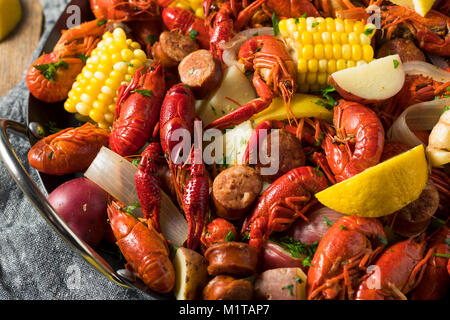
(170, 0, 204, 17)
(279, 17, 376, 93)
(64, 28, 148, 129)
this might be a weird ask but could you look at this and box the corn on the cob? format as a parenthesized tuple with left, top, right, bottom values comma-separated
(170, 0, 203, 17)
(64, 28, 148, 129)
(279, 17, 376, 93)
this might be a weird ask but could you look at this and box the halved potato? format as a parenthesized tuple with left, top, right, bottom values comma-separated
(329, 55, 405, 103)
(254, 267, 307, 300)
(173, 247, 210, 300)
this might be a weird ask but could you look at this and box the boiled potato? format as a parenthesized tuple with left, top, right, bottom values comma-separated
(173, 247, 210, 300)
(197, 65, 256, 126)
(219, 120, 254, 166)
(254, 268, 307, 300)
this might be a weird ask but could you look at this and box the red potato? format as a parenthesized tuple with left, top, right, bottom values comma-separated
(48, 177, 108, 247)
(285, 206, 344, 245)
(261, 241, 306, 272)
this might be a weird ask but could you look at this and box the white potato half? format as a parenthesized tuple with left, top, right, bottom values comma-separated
(197, 65, 256, 126)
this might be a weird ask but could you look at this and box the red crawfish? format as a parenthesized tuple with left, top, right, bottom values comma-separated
(110, 62, 165, 157)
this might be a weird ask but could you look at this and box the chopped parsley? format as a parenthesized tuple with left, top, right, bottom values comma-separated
(252, 32, 259, 37)
(314, 165, 323, 177)
(46, 121, 62, 134)
(124, 201, 141, 217)
(442, 105, 450, 115)
(225, 230, 235, 242)
(302, 256, 314, 267)
(34, 60, 69, 82)
(48, 151, 53, 160)
(434, 253, 450, 258)
(131, 89, 152, 97)
(189, 29, 199, 41)
(363, 28, 374, 36)
(271, 236, 318, 267)
(293, 277, 303, 284)
(323, 217, 334, 227)
(281, 284, 294, 296)
(132, 158, 141, 167)
(210, 103, 217, 115)
(300, 13, 307, 18)
(189, 68, 195, 74)
(78, 54, 89, 63)
(242, 233, 250, 241)
(378, 234, 388, 245)
(311, 22, 319, 28)
(393, 59, 399, 69)
(294, 17, 299, 24)
(124, 61, 134, 67)
(315, 132, 324, 147)
(340, 224, 347, 230)
(146, 34, 158, 45)
(97, 19, 107, 27)
(272, 13, 280, 36)
(314, 99, 334, 111)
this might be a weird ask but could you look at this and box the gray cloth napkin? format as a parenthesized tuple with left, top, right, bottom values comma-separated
(0, 0, 148, 300)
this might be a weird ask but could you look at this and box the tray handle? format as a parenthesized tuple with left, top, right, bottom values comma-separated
(0, 118, 130, 288)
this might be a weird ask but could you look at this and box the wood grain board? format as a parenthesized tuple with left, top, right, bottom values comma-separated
(0, 0, 43, 97)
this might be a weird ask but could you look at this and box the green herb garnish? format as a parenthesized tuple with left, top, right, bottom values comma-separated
(242, 233, 250, 241)
(253, 32, 259, 37)
(210, 103, 217, 115)
(434, 253, 450, 258)
(146, 34, 158, 45)
(300, 13, 307, 18)
(293, 277, 303, 284)
(97, 19, 107, 27)
(79, 54, 89, 63)
(189, 29, 199, 40)
(46, 121, 62, 134)
(132, 158, 141, 167)
(189, 68, 195, 74)
(272, 13, 280, 36)
(314, 166, 323, 177)
(323, 217, 334, 227)
(131, 89, 152, 97)
(271, 236, 318, 267)
(281, 284, 294, 296)
(34, 60, 69, 82)
(315, 132, 324, 147)
(124, 201, 141, 217)
(48, 151, 53, 160)
(294, 17, 299, 24)
(312, 22, 319, 28)
(225, 230, 235, 242)
(124, 61, 134, 67)
(378, 234, 388, 245)
(314, 99, 334, 111)
(393, 59, 399, 69)
(340, 224, 347, 230)
(442, 105, 450, 115)
(363, 28, 374, 36)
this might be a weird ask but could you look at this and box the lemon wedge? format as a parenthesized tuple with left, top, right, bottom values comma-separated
(252, 93, 333, 125)
(0, 0, 22, 41)
(315, 144, 428, 217)
(389, 0, 435, 17)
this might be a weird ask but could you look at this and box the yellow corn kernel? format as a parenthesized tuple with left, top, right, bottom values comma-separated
(318, 59, 328, 73)
(306, 17, 316, 31)
(331, 32, 340, 44)
(333, 44, 342, 59)
(324, 44, 333, 59)
(303, 44, 314, 59)
(195, 8, 203, 18)
(134, 49, 146, 62)
(353, 21, 364, 33)
(298, 59, 308, 73)
(362, 44, 374, 62)
(314, 44, 324, 59)
(337, 59, 347, 70)
(104, 113, 114, 124)
(335, 19, 344, 32)
(89, 109, 105, 123)
(121, 48, 134, 61)
(340, 33, 349, 44)
(308, 59, 319, 72)
(348, 32, 359, 45)
(342, 44, 351, 60)
(360, 33, 371, 45)
(347, 60, 356, 68)
(317, 72, 328, 85)
(130, 42, 141, 50)
(64, 100, 77, 113)
(321, 31, 331, 44)
(326, 20, 335, 32)
(313, 32, 322, 44)
(297, 17, 307, 31)
(279, 19, 289, 37)
(287, 18, 297, 34)
(352, 44, 362, 61)
(327, 59, 336, 73)
(301, 31, 313, 44)
(344, 19, 354, 33)
(306, 73, 317, 85)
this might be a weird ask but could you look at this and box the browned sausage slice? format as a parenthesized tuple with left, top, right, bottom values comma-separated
(377, 38, 426, 62)
(178, 49, 223, 98)
(205, 242, 258, 277)
(212, 165, 263, 220)
(203, 275, 253, 300)
(152, 31, 199, 68)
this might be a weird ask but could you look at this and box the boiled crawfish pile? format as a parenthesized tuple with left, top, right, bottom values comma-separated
(24, 0, 449, 299)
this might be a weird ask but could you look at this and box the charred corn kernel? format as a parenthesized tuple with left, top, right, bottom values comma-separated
(64, 28, 147, 127)
(308, 59, 319, 72)
(279, 17, 375, 92)
(337, 59, 347, 70)
(362, 44, 374, 62)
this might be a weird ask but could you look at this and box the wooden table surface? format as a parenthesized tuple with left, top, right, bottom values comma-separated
(0, 0, 43, 97)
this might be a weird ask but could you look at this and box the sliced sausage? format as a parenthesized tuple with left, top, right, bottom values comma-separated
(256, 129, 306, 182)
(212, 165, 263, 220)
(205, 242, 259, 277)
(377, 38, 426, 62)
(178, 49, 223, 99)
(203, 275, 253, 300)
(152, 31, 199, 68)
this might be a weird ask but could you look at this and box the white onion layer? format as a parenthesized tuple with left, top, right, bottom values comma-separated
(403, 61, 450, 83)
